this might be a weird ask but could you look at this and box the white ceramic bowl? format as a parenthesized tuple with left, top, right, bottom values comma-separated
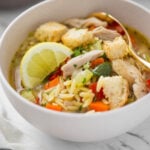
(0, 0, 150, 142)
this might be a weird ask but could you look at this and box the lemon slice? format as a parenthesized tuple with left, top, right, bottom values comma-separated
(20, 42, 72, 88)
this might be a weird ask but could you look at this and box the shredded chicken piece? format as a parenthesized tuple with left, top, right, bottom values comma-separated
(92, 26, 120, 41)
(83, 17, 107, 28)
(61, 50, 104, 78)
(64, 18, 84, 28)
(112, 59, 147, 99)
(97, 76, 129, 109)
(103, 36, 129, 60)
(64, 17, 107, 28)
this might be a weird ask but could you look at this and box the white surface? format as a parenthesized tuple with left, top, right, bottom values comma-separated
(0, 0, 150, 149)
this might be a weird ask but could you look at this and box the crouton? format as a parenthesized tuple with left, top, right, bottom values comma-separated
(103, 36, 129, 60)
(97, 76, 129, 109)
(62, 28, 94, 49)
(34, 22, 68, 42)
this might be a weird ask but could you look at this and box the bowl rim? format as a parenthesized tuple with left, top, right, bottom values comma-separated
(0, 0, 150, 118)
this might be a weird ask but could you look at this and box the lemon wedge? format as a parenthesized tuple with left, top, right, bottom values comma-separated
(20, 42, 72, 88)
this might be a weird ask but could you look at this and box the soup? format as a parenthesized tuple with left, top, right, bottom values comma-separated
(9, 12, 150, 113)
(126, 26, 150, 62)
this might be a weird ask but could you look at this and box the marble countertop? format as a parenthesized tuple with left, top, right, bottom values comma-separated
(0, 0, 150, 150)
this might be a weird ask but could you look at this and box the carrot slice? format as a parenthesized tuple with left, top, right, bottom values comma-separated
(44, 76, 60, 90)
(91, 58, 104, 68)
(46, 103, 62, 111)
(89, 101, 109, 112)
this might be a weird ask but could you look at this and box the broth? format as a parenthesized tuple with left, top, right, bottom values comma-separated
(126, 26, 150, 62)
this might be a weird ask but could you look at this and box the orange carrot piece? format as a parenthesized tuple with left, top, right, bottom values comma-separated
(44, 83, 49, 90)
(89, 101, 109, 112)
(46, 103, 62, 112)
(44, 76, 59, 90)
(91, 58, 104, 68)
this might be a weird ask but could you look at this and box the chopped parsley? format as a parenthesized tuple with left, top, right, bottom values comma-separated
(72, 46, 85, 57)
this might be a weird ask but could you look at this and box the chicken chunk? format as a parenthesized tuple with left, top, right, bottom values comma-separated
(34, 22, 68, 42)
(112, 59, 141, 85)
(83, 17, 107, 28)
(97, 76, 129, 109)
(103, 36, 129, 60)
(112, 59, 147, 99)
(62, 28, 94, 49)
(64, 17, 107, 28)
(61, 50, 104, 78)
(64, 18, 84, 28)
(92, 26, 120, 41)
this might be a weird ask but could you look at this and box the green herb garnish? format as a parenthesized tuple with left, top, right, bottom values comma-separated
(72, 46, 84, 57)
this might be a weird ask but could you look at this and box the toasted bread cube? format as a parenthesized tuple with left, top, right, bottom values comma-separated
(34, 22, 68, 42)
(97, 76, 129, 109)
(62, 28, 94, 49)
(103, 36, 129, 60)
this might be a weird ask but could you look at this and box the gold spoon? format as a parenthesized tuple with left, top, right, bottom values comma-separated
(91, 12, 150, 69)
